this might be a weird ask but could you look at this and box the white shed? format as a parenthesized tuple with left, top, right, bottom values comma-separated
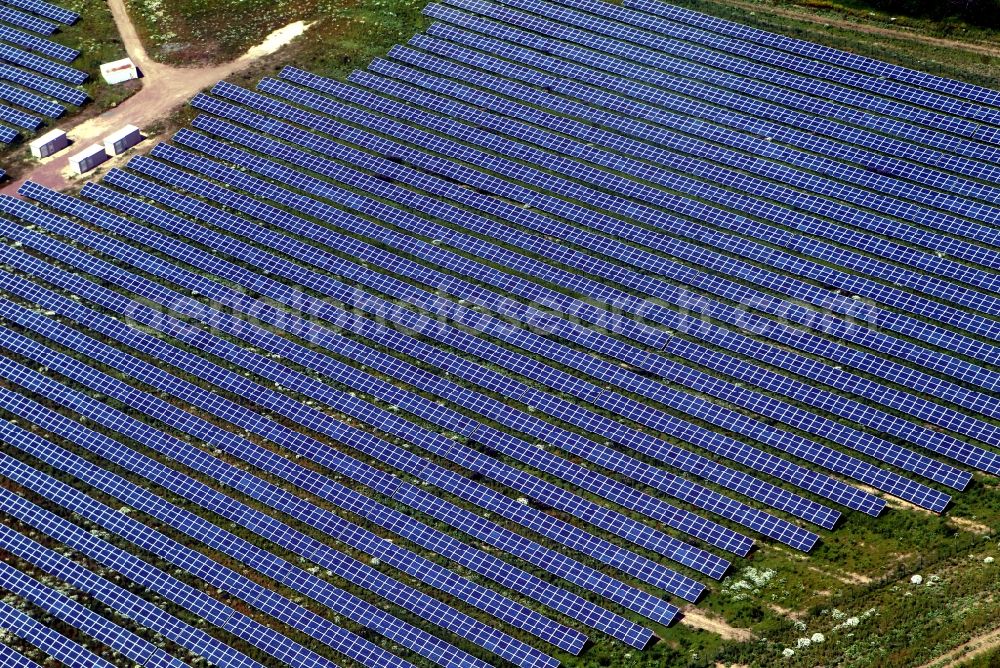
(100, 58, 138, 85)
(29, 128, 68, 159)
(103, 124, 142, 156)
(68, 143, 108, 175)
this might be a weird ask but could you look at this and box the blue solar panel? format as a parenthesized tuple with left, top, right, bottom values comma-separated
(256, 75, 997, 344)
(366, 55, 1000, 256)
(0, 99, 38, 128)
(0, 270, 591, 658)
(24, 177, 761, 558)
(0, 643, 41, 668)
(454, 0, 998, 137)
(0, 523, 262, 668)
(381, 43, 1000, 230)
(0, 323, 574, 663)
(0, 600, 118, 668)
(0, 43, 86, 83)
(624, 0, 1000, 112)
(0, 81, 61, 115)
(0, 380, 498, 668)
(0, 469, 350, 668)
(0, 560, 188, 668)
(188, 86, 993, 482)
(0, 125, 15, 143)
(416, 14, 1000, 208)
(1, 0, 78, 24)
(263, 71, 1000, 300)
(0, 5, 55, 34)
(0, 63, 87, 105)
(0, 211, 721, 596)
(0, 24, 79, 61)
(312, 62, 998, 412)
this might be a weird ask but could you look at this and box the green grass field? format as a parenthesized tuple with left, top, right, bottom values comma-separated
(2, 1, 997, 668)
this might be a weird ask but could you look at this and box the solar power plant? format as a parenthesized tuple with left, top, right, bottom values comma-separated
(0, 0, 85, 149)
(0, 0, 997, 665)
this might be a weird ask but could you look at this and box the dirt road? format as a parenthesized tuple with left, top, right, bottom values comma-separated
(1, 0, 311, 196)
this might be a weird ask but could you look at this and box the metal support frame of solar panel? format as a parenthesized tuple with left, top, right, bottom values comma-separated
(0, 520, 263, 668)
(0, 81, 60, 116)
(0, 558, 188, 668)
(0, 271, 610, 655)
(0, 63, 86, 105)
(0, 643, 40, 668)
(0, 24, 78, 62)
(624, 0, 1000, 111)
(0, 240, 699, 619)
(0, 599, 118, 668)
(0, 43, 85, 83)
(1, 0, 77, 24)
(562, 0, 1000, 136)
(10, 186, 756, 564)
(22, 180, 769, 558)
(0, 384, 493, 668)
(471, 0, 1000, 136)
(434, 0, 1000, 170)
(93, 148, 931, 522)
(0, 5, 55, 34)
(364, 56, 1000, 257)
(383, 43, 1000, 231)
(147, 127, 980, 496)
(415, 17, 1000, 209)
(0, 341, 657, 657)
(343, 62, 1000, 402)
(0, 317, 580, 662)
(0, 474, 352, 668)
(282, 52, 1000, 303)
(256, 75, 1000, 349)
(73, 176, 873, 534)
(0, 217, 724, 596)
(192, 87, 999, 480)
(339, 68, 1000, 432)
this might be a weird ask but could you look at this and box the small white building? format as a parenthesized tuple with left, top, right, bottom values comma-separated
(68, 143, 108, 175)
(100, 57, 138, 85)
(104, 124, 142, 156)
(29, 128, 68, 159)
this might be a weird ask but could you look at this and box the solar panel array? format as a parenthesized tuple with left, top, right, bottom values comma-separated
(0, 0, 85, 152)
(0, 0, 997, 664)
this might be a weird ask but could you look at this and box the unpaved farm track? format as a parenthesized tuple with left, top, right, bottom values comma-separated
(917, 624, 1000, 668)
(1, 0, 310, 195)
(726, 0, 1000, 58)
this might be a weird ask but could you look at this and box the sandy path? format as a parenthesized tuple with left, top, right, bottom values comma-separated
(725, 0, 1000, 58)
(1, 0, 311, 196)
(916, 624, 1000, 668)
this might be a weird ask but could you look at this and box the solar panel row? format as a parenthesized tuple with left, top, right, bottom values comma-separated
(268, 68, 1000, 305)
(0, 63, 87, 105)
(0, 23, 79, 61)
(340, 70, 1000, 440)
(0, 42, 86, 83)
(0, 253, 595, 658)
(0, 80, 61, 116)
(0, 379, 494, 668)
(0, 598, 117, 668)
(464, 0, 999, 136)
(623, 0, 1000, 112)
(1, 0, 78, 24)
(0, 473, 348, 668)
(23, 177, 767, 556)
(0, 5, 55, 34)
(149, 132, 925, 517)
(0, 559, 188, 668)
(0, 511, 265, 668)
(364, 56, 1000, 256)
(0, 317, 576, 664)
(183, 111, 996, 391)
(266, 67, 1000, 346)
(0, 99, 37, 128)
(180, 87, 996, 485)
(0, 644, 40, 668)
(417, 15, 1000, 205)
